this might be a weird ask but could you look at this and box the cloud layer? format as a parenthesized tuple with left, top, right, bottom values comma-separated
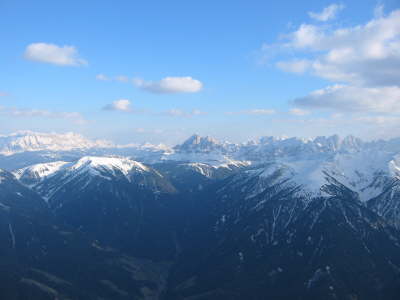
(24, 43, 87, 66)
(294, 85, 400, 113)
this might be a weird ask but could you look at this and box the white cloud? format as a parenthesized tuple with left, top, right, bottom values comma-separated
(0, 106, 87, 124)
(24, 43, 87, 66)
(290, 24, 323, 48)
(133, 76, 203, 94)
(163, 109, 206, 117)
(308, 4, 345, 22)
(294, 85, 400, 113)
(263, 7, 400, 118)
(96, 74, 109, 81)
(96, 75, 203, 94)
(226, 109, 276, 115)
(289, 108, 311, 116)
(282, 9, 400, 86)
(103, 99, 132, 112)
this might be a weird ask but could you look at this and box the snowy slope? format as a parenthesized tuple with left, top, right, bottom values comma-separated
(183, 161, 251, 177)
(67, 156, 150, 177)
(13, 161, 69, 185)
(226, 150, 400, 202)
(14, 156, 151, 185)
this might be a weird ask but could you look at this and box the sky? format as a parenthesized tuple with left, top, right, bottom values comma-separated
(1, 0, 400, 145)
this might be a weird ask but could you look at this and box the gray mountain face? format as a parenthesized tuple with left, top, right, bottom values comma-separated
(166, 166, 400, 300)
(368, 179, 400, 229)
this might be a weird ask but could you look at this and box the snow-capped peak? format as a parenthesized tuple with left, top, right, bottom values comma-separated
(70, 156, 149, 176)
(14, 161, 69, 182)
(14, 156, 151, 188)
(0, 131, 114, 155)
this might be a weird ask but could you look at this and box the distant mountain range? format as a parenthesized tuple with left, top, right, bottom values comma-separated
(1, 131, 400, 299)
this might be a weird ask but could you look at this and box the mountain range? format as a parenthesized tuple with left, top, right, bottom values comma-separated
(1, 131, 400, 299)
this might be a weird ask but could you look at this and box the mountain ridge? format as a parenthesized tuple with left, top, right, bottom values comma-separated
(1, 130, 397, 157)
(2, 132, 400, 299)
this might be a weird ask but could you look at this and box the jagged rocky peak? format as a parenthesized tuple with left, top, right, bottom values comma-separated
(255, 134, 361, 151)
(313, 134, 341, 150)
(174, 134, 225, 153)
(313, 134, 363, 153)
(341, 135, 363, 150)
(246, 134, 364, 158)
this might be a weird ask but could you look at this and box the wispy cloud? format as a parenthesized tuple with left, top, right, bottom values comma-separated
(0, 106, 87, 124)
(133, 128, 164, 134)
(289, 108, 311, 116)
(0, 92, 8, 97)
(24, 43, 87, 66)
(308, 4, 345, 22)
(96, 74, 130, 82)
(115, 75, 129, 82)
(133, 76, 203, 94)
(226, 109, 276, 115)
(103, 99, 132, 112)
(96, 74, 109, 81)
(374, 3, 385, 18)
(276, 59, 311, 74)
(163, 108, 207, 117)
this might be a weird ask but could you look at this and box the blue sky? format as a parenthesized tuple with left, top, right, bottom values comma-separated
(1, 0, 399, 144)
